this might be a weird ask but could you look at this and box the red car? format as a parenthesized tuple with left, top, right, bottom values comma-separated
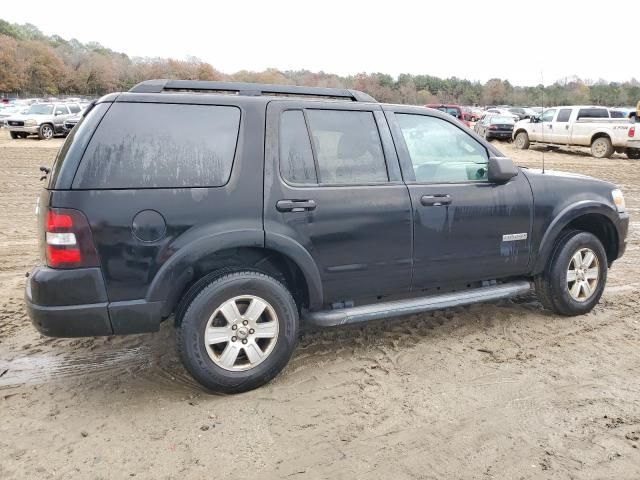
(424, 104, 471, 127)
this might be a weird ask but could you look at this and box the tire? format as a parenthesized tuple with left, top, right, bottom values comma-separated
(177, 270, 299, 393)
(591, 136, 613, 159)
(514, 131, 530, 149)
(38, 123, 54, 140)
(19, 133, 28, 138)
(9, 131, 19, 139)
(626, 149, 640, 160)
(535, 231, 607, 316)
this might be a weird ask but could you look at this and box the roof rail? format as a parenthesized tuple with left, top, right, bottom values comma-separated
(129, 79, 377, 102)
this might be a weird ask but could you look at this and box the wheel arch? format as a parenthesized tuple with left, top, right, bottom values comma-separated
(145, 230, 323, 318)
(533, 201, 620, 275)
(590, 131, 612, 145)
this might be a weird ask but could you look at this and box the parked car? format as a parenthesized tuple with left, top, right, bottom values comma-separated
(484, 108, 520, 122)
(508, 107, 537, 120)
(425, 104, 471, 127)
(513, 106, 640, 159)
(26, 80, 629, 393)
(6, 102, 80, 139)
(474, 115, 515, 140)
(0, 105, 29, 126)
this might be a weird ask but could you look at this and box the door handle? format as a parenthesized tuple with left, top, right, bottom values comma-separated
(421, 194, 452, 207)
(276, 199, 317, 212)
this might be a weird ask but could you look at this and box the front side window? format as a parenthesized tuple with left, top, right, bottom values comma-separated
(396, 114, 489, 183)
(68, 104, 81, 114)
(541, 109, 556, 122)
(74, 103, 241, 189)
(305, 110, 388, 184)
(55, 105, 69, 115)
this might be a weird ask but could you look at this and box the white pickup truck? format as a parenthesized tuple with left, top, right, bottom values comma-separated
(512, 106, 640, 159)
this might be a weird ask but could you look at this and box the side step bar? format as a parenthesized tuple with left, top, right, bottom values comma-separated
(303, 280, 531, 327)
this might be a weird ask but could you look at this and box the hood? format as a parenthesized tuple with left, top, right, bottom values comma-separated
(522, 167, 618, 192)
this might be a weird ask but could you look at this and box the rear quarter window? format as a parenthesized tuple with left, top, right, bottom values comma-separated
(73, 103, 241, 189)
(577, 108, 609, 120)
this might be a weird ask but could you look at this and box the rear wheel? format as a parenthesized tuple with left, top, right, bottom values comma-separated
(177, 270, 299, 393)
(591, 137, 613, 159)
(535, 231, 607, 316)
(38, 123, 54, 140)
(514, 131, 530, 149)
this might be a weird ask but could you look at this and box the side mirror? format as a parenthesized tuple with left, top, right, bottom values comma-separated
(530, 116, 539, 123)
(488, 156, 518, 183)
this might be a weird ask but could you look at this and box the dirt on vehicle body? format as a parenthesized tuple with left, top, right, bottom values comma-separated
(1, 131, 639, 479)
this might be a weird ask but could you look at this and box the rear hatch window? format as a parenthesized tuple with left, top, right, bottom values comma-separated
(72, 103, 241, 189)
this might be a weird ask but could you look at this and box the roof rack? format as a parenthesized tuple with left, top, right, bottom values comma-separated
(129, 79, 377, 102)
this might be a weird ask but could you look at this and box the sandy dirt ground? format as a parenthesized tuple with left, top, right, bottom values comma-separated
(0, 129, 639, 479)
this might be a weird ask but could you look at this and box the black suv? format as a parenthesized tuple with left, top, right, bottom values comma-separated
(26, 80, 629, 393)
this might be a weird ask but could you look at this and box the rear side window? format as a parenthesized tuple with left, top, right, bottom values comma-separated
(280, 110, 317, 184)
(73, 103, 240, 189)
(305, 110, 388, 184)
(556, 108, 572, 122)
(577, 108, 609, 119)
(55, 105, 69, 115)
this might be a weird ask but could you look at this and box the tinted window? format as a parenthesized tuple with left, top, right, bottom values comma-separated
(305, 110, 387, 184)
(74, 103, 240, 189)
(577, 108, 609, 119)
(68, 104, 81, 113)
(610, 110, 624, 118)
(556, 108, 572, 122)
(280, 110, 317, 184)
(55, 105, 69, 115)
(541, 109, 556, 122)
(396, 114, 488, 183)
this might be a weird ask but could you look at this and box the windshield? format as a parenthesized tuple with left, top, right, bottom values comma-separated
(28, 104, 54, 115)
(491, 116, 515, 124)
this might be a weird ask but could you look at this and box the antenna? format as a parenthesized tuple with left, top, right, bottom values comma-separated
(541, 71, 545, 174)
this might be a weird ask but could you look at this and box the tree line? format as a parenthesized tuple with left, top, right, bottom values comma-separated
(1, 19, 639, 107)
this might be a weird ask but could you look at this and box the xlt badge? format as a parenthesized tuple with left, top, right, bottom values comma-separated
(503, 233, 528, 242)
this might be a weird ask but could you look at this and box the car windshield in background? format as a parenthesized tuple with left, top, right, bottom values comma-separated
(491, 116, 515, 124)
(28, 104, 54, 115)
(444, 108, 460, 117)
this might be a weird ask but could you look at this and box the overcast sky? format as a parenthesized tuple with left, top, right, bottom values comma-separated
(3, 0, 637, 86)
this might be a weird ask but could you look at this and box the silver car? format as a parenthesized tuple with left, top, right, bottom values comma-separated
(6, 103, 81, 139)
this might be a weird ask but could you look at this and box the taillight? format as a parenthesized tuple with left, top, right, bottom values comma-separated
(44, 208, 99, 268)
(629, 127, 635, 138)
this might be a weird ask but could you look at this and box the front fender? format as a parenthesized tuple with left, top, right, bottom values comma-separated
(532, 200, 619, 274)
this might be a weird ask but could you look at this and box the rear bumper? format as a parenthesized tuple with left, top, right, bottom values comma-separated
(25, 266, 165, 337)
(487, 131, 513, 139)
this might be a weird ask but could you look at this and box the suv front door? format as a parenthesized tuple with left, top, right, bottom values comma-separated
(264, 100, 412, 307)
(385, 106, 533, 290)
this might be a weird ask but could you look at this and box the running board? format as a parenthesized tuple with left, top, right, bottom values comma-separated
(303, 280, 531, 327)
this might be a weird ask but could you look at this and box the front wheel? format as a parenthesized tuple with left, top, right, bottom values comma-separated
(535, 231, 607, 316)
(514, 131, 530, 149)
(9, 131, 19, 139)
(177, 270, 299, 393)
(38, 123, 54, 140)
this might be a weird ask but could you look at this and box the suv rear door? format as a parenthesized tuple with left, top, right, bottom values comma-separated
(264, 100, 412, 307)
(384, 106, 533, 289)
